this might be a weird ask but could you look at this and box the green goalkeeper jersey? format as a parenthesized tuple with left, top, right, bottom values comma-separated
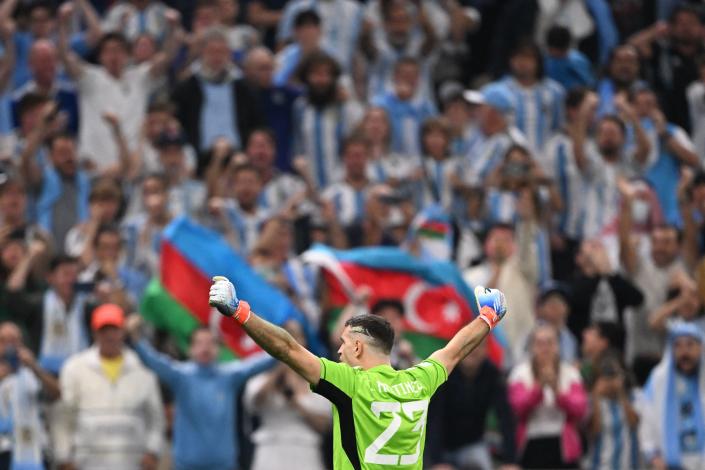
(312, 357, 448, 470)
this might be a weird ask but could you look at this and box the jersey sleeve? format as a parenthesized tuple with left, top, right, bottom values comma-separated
(312, 357, 357, 398)
(407, 358, 448, 396)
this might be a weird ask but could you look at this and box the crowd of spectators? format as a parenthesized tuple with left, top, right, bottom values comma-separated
(0, 0, 705, 469)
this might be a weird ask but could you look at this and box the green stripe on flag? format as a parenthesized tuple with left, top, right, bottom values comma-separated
(140, 278, 236, 361)
(403, 331, 447, 359)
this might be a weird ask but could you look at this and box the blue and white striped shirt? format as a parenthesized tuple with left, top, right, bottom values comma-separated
(321, 180, 369, 228)
(545, 131, 589, 240)
(293, 98, 363, 189)
(495, 77, 565, 154)
(588, 398, 640, 470)
(460, 127, 528, 186)
(371, 91, 437, 158)
(222, 199, 271, 256)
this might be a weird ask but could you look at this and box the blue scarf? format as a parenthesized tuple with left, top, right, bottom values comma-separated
(35, 167, 90, 233)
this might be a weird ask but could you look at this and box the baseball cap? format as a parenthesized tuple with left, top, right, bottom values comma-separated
(479, 83, 514, 115)
(91, 304, 125, 331)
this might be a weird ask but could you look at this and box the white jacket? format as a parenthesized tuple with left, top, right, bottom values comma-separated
(54, 346, 164, 470)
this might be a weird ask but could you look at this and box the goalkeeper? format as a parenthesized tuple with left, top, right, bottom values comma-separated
(209, 276, 507, 470)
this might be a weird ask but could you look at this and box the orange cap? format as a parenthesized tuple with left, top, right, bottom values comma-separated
(91, 304, 125, 331)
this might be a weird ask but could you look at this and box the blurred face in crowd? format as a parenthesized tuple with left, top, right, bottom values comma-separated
(444, 99, 474, 130)
(0, 183, 27, 226)
(95, 326, 125, 358)
(0, 323, 22, 352)
(422, 127, 449, 160)
(582, 326, 608, 361)
(29, 40, 57, 88)
(671, 10, 702, 46)
(133, 34, 157, 64)
(49, 261, 79, 300)
(531, 324, 560, 366)
(384, 2, 412, 47)
(95, 230, 122, 264)
(19, 102, 47, 136)
(674, 336, 702, 375)
(189, 328, 218, 365)
(99, 38, 130, 78)
(202, 36, 231, 76)
(393, 62, 420, 101)
(633, 89, 659, 118)
(49, 137, 78, 177)
(146, 110, 172, 141)
(362, 108, 391, 147)
(142, 177, 169, 219)
(193, 4, 219, 32)
(90, 194, 121, 224)
(1, 240, 25, 272)
(218, 0, 239, 25)
(373, 306, 404, 336)
(159, 145, 186, 179)
(266, 218, 293, 261)
(538, 293, 569, 327)
(478, 105, 505, 135)
(484, 226, 515, 263)
(678, 286, 702, 321)
(650, 226, 680, 267)
(232, 168, 262, 211)
(295, 21, 321, 51)
(609, 46, 639, 87)
(306, 62, 337, 106)
(343, 142, 368, 180)
(596, 118, 625, 161)
(246, 131, 276, 173)
(29, 6, 54, 39)
(596, 362, 625, 398)
(244, 48, 275, 87)
(510, 50, 539, 83)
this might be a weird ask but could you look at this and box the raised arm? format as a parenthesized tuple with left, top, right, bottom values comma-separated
(57, 2, 85, 80)
(0, 20, 15, 93)
(74, 0, 103, 48)
(209, 277, 322, 385)
(617, 178, 639, 275)
(148, 9, 183, 78)
(429, 287, 506, 375)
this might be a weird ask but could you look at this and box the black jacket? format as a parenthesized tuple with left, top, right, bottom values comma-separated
(425, 360, 517, 466)
(171, 75, 264, 157)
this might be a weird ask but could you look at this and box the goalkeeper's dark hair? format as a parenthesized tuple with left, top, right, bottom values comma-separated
(345, 315, 395, 355)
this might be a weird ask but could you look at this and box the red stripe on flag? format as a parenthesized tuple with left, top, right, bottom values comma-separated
(161, 242, 260, 357)
(161, 242, 212, 324)
(418, 221, 449, 234)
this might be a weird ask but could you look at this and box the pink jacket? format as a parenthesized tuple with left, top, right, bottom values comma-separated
(508, 362, 588, 463)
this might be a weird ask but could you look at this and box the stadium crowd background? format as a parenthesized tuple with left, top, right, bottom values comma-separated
(1, 0, 705, 469)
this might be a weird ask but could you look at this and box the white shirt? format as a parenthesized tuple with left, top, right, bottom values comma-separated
(77, 63, 153, 172)
(243, 372, 331, 470)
